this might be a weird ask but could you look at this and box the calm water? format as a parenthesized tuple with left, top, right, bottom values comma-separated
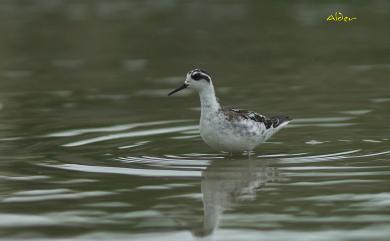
(1, 1, 390, 240)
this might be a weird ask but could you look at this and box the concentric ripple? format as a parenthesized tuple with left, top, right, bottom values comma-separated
(2, 114, 390, 241)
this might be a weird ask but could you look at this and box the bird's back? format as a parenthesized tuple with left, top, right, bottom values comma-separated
(222, 107, 291, 129)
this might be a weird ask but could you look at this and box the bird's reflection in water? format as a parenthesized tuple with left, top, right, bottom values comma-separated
(192, 157, 279, 237)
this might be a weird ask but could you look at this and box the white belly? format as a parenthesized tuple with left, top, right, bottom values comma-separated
(200, 115, 267, 152)
(200, 129, 258, 152)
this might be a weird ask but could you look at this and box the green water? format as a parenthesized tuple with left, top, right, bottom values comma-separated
(0, 1, 390, 240)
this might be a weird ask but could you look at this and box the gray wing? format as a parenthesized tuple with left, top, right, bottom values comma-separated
(222, 107, 291, 129)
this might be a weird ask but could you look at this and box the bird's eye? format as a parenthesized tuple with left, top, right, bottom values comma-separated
(191, 73, 202, 80)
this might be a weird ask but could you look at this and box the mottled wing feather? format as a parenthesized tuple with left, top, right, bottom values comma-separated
(222, 107, 291, 129)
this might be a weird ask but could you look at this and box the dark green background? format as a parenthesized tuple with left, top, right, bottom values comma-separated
(0, 1, 389, 240)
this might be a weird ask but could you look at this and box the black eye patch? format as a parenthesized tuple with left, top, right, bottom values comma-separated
(191, 72, 211, 82)
(191, 72, 202, 80)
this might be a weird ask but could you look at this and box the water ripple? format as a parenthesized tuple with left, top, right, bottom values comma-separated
(2, 189, 115, 203)
(46, 120, 190, 137)
(41, 163, 202, 178)
(62, 125, 197, 147)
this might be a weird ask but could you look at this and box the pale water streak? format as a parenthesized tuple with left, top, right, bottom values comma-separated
(46, 120, 188, 137)
(62, 125, 198, 147)
(41, 163, 202, 178)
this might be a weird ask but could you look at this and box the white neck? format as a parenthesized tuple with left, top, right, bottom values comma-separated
(199, 83, 220, 115)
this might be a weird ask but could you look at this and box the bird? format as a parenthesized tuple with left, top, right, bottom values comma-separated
(168, 69, 291, 154)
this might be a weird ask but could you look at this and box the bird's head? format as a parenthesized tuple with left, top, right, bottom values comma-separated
(168, 69, 212, 96)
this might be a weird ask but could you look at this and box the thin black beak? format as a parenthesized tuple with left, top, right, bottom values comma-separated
(168, 83, 188, 96)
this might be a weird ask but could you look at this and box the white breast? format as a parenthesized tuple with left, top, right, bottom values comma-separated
(200, 112, 270, 152)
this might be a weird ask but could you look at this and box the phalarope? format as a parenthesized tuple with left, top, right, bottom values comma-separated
(168, 69, 291, 153)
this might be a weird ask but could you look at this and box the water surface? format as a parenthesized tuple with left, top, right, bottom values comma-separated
(0, 1, 390, 241)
